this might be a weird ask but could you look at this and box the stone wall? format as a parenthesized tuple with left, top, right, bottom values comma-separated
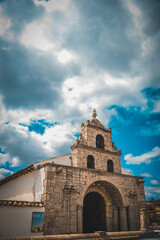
(81, 125, 112, 151)
(71, 145, 121, 173)
(71, 123, 121, 173)
(42, 163, 146, 235)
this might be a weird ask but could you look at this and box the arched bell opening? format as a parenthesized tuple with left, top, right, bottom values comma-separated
(96, 134, 104, 149)
(87, 155, 95, 169)
(107, 159, 114, 172)
(83, 192, 106, 233)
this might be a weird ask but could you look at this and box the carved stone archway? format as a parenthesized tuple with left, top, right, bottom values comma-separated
(77, 176, 127, 207)
(77, 180, 128, 233)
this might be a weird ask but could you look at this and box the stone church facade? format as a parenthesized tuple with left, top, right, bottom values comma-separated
(0, 110, 147, 237)
(42, 110, 146, 235)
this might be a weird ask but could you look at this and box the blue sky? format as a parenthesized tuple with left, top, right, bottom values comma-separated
(0, 0, 160, 200)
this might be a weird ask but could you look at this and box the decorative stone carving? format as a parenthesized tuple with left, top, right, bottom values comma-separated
(74, 132, 87, 146)
(66, 168, 73, 179)
(56, 167, 62, 174)
(86, 120, 90, 125)
(125, 190, 137, 199)
(108, 127, 112, 132)
(118, 149, 122, 155)
(137, 178, 145, 185)
(112, 142, 118, 151)
(63, 184, 76, 193)
(81, 122, 84, 129)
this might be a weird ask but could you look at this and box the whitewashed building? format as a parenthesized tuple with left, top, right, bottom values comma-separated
(0, 154, 71, 237)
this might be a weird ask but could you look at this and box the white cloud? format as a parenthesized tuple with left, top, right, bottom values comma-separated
(0, 7, 12, 39)
(0, 116, 79, 167)
(0, 122, 48, 166)
(19, 17, 53, 51)
(124, 147, 160, 165)
(30, 121, 77, 156)
(151, 180, 160, 186)
(62, 75, 96, 108)
(62, 70, 147, 117)
(0, 168, 14, 180)
(125, 2, 143, 43)
(11, 123, 28, 138)
(140, 173, 152, 178)
(0, 153, 10, 166)
(125, 2, 150, 60)
(20, 0, 75, 52)
(145, 186, 160, 195)
(126, 2, 142, 18)
(152, 100, 160, 113)
(11, 157, 20, 167)
(57, 49, 74, 64)
(19, 3, 76, 54)
(125, 1, 157, 67)
(104, 74, 129, 87)
(0, 97, 55, 125)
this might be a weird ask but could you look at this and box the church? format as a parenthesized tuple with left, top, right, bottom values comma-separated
(0, 110, 147, 237)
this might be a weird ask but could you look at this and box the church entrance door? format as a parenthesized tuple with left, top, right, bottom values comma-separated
(83, 192, 106, 233)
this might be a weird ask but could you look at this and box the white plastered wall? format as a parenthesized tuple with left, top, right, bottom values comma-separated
(0, 168, 45, 201)
(0, 206, 45, 237)
(34, 153, 71, 168)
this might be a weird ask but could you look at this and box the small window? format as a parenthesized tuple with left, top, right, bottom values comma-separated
(96, 134, 104, 149)
(107, 160, 114, 172)
(87, 155, 94, 169)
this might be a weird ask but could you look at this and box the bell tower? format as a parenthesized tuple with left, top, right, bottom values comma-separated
(71, 110, 122, 173)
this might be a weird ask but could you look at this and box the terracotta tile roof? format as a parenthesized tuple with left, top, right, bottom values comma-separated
(0, 200, 44, 207)
(0, 164, 34, 186)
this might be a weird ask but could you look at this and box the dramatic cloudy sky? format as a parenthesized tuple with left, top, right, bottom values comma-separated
(0, 0, 160, 200)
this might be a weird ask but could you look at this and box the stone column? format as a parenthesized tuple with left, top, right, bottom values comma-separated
(128, 206, 137, 230)
(77, 205, 83, 233)
(120, 207, 127, 231)
(140, 208, 148, 231)
(106, 205, 112, 231)
(113, 206, 119, 231)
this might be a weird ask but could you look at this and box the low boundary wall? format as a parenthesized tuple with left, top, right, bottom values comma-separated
(0, 231, 142, 240)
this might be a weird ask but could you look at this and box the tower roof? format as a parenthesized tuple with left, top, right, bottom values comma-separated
(89, 109, 106, 131)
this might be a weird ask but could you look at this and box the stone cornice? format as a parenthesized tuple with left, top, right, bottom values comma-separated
(71, 143, 121, 156)
(45, 162, 144, 180)
(0, 200, 44, 207)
